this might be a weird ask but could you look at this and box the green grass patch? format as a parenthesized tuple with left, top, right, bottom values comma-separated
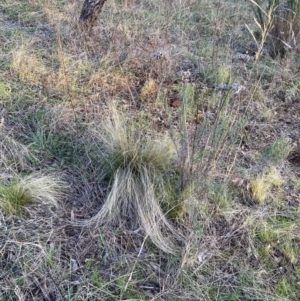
(260, 138, 293, 165)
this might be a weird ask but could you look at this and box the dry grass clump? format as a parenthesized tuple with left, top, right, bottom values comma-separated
(81, 107, 184, 254)
(0, 174, 66, 216)
(250, 167, 283, 205)
(0, 122, 33, 171)
(11, 44, 48, 84)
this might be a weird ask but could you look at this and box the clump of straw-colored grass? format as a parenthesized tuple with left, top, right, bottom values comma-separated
(0, 175, 66, 216)
(83, 107, 183, 254)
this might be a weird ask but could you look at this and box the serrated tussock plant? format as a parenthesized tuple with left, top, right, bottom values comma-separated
(250, 167, 283, 205)
(0, 175, 66, 216)
(82, 107, 183, 254)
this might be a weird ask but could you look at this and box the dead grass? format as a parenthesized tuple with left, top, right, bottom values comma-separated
(0, 174, 66, 216)
(78, 106, 183, 255)
(0, 129, 32, 171)
(1, 0, 300, 300)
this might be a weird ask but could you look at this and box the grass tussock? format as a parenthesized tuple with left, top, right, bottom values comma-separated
(0, 174, 66, 216)
(250, 167, 283, 205)
(81, 107, 183, 254)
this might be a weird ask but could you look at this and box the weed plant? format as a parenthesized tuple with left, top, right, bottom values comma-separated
(250, 167, 283, 204)
(82, 107, 183, 254)
(250, 0, 300, 58)
(168, 84, 246, 188)
(0, 175, 65, 216)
